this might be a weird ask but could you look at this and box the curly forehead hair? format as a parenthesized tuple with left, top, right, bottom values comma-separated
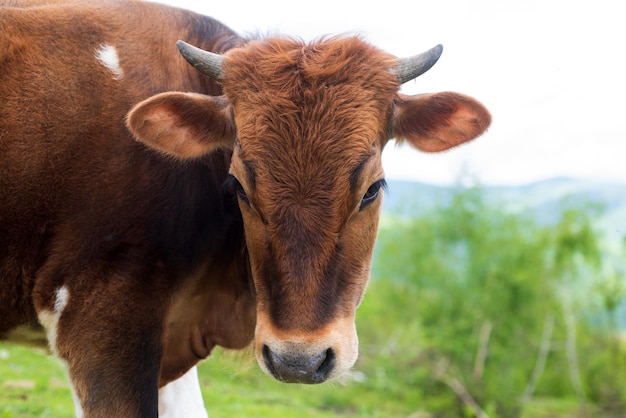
(221, 36, 400, 172)
(222, 35, 399, 91)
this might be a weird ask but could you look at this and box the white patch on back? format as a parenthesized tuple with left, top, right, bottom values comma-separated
(95, 44, 124, 80)
(158, 366, 208, 418)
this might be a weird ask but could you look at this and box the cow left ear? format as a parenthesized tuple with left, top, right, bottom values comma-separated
(390, 92, 491, 152)
(126, 92, 235, 159)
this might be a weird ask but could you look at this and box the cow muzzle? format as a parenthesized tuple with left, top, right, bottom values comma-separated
(261, 342, 336, 383)
(254, 313, 358, 384)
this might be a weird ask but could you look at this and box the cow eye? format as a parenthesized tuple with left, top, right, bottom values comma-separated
(360, 179, 386, 210)
(226, 175, 250, 205)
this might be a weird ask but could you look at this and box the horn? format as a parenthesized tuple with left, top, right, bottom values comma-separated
(176, 40, 225, 80)
(393, 44, 444, 84)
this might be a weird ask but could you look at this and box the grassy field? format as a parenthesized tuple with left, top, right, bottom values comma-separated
(0, 341, 588, 418)
(0, 343, 74, 418)
(0, 341, 427, 418)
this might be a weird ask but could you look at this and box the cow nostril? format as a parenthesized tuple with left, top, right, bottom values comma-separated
(262, 344, 279, 379)
(314, 348, 335, 381)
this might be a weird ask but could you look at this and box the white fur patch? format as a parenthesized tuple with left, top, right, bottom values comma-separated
(158, 366, 208, 418)
(54, 286, 69, 313)
(37, 286, 84, 416)
(37, 285, 70, 356)
(70, 382, 84, 418)
(95, 44, 124, 80)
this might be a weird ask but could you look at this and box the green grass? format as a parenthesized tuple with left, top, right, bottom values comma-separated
(520, 398, 597, 418)
(197, 347, 427, 418)
(0, 344, 74, 418)
(0, 341, 424, 418)
(0, 337, 589, 418)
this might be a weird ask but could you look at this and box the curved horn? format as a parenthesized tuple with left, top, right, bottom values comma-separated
(393, 44, 444, 84)
(176, 40, 225, 80)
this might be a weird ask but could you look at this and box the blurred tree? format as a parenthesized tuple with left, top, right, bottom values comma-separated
(577, 236, 626, 416)
(371, 184, 617, 417)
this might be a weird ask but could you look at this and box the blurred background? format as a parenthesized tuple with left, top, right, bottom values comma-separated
(1, 0, 625, 417)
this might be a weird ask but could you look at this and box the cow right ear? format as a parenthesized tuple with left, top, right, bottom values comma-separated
(126, 92, 235, 159)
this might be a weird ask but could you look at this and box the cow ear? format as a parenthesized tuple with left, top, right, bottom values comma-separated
(390, 92, 491, 152)
(126, 92, 235, 159)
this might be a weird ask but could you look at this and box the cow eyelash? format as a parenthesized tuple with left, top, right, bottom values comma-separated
(225, 175, 250, 205)
(360, 179, 387, 210)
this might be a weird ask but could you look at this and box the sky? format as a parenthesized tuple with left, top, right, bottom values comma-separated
(156, 0, 625, 186)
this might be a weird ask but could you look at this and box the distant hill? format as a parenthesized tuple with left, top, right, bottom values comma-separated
(382, 177, 626, 240)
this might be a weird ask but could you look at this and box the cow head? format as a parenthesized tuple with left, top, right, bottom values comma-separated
(127, 36, 490, 384)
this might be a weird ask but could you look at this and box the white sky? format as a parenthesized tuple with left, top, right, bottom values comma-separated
(156, 0, 625, 186)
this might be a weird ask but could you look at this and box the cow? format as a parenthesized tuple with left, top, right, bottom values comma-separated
(0, 0, 491, 416)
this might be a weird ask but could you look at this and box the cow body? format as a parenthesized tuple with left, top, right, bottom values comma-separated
(1, 0, 491, 416)
(1, 1, 253, 415)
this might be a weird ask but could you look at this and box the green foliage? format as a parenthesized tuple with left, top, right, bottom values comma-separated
(374, 184, 624, 417)
(577, 239, 626, 416)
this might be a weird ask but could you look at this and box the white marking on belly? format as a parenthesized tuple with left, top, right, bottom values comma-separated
(95, 44, 124, 80)
(158, 366, 208, 418)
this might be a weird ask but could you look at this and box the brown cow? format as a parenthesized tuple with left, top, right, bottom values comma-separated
(0, 0, 491, 416)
